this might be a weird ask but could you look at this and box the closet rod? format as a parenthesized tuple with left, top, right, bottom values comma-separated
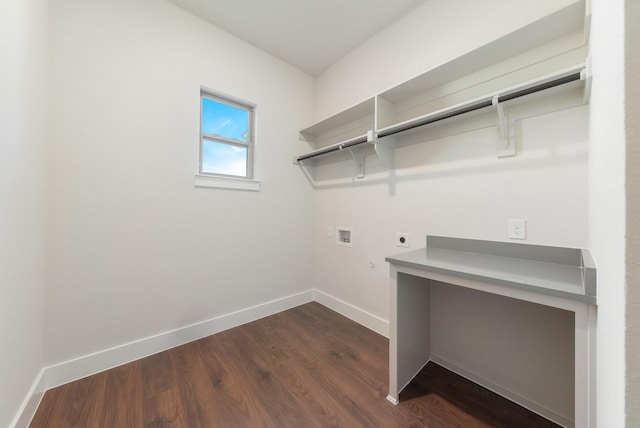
(297, 134, 368, 162)
(377, 69, 583, 139)
(496, 71, 582, 103)
(377, 99, 493, 138)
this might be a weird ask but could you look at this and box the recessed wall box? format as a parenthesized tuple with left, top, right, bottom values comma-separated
(336, 227, 353, 247)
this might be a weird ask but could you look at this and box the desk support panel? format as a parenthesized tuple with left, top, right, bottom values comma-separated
(388, 269, 432, 404)
(387, 262, 596, 427)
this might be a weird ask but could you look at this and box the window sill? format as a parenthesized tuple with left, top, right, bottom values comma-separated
(194, 174, 261, 191)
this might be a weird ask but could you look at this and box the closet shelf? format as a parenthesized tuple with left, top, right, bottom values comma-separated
(299, 98, 375, 142)
(376, 63, 588, 140)
(295, 63, 590, 165)
(295, 2, 590, 176)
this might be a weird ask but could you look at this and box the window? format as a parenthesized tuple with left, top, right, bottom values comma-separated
(199, 89, 255, 180)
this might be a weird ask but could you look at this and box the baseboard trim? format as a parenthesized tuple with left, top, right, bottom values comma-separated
(13, 289, 389, 427)
(10, 369, 45, 428)
(41, 289, 388, 391)
(313, 289, 389, 338)
(430, 355, 573, 428)
(12, 293, 569, 428)
(43, 290, 315, 391)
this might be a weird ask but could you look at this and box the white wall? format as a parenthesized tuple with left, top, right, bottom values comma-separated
(5, 0, 630, 425)
(430, 282, 575, 419)
(0, 0, 48, 426)
(312, 102, 588, 422)
(45, 0, 315, 365)
(588, 0, 627, 426)
(626, 0, 640, 425)
(315, 0, 579, 119)
(312, 0, 589, 423)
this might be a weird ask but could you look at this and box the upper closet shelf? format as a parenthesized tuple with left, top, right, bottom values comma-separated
(298, 98, 375, 148)
(296, 62, 590, 164)
(377, 63, 589, 141)
(295, 0, 590, 168)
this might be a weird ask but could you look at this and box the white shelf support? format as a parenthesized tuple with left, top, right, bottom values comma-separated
(492, 96, 517, 158)
(346, 147, 366, 179)
(297, 62, 588, 170)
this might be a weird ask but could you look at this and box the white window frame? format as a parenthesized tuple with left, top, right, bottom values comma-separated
(195, 88, 260, 191)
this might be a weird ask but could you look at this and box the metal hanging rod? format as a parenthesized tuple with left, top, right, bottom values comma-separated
(496, 71, 582, 103)
(296, 134, 369, 162)
(296, 64, 587, 163)
(377, 99, 494, 138)
(297, 145, 341, 162)
(377, 67, 585, 139)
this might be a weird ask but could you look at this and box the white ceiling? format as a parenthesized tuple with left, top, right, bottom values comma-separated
(166, 0, 426, 76)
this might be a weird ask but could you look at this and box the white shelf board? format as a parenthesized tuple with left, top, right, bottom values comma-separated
(377, 63, 586, 138)
(300, 98, 375, 138)
(377, 1, 585, 104)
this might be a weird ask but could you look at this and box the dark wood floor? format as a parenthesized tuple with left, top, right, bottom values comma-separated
(30, 302, 560, 428)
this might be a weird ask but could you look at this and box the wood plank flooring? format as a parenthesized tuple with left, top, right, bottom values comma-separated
(30, 302, 560, 427)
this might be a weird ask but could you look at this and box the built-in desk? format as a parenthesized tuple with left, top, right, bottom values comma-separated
(385, 236, 597, 428)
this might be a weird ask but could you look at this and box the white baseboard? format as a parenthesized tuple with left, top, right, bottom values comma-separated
(10, 369, 45, 428)
(43, 290, 315, 391)
(430, 354, 573, 428)
(38, 289, 388, 391)
(12, 289, 389, 427)
(13, 291, 575, 428)
(313, 289, 389, 338)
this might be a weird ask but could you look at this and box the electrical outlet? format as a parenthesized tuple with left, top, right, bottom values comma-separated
(396, 232, 410, 248)
(508, 219, 526, 240)
(327, 226, 333, 238)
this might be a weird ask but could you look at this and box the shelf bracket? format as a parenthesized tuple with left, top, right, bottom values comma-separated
(346, 147, 365, 179)
(493, 96, 516, 158)
(346, 130, 378, 179)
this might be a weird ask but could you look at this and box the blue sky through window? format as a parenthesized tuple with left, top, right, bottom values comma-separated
(201, 96, 250, 177)
(201, 97, 248, 142)
(202, 139, 247, 177)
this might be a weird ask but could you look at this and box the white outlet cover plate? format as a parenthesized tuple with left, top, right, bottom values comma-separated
(508, 219, 526, 240)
